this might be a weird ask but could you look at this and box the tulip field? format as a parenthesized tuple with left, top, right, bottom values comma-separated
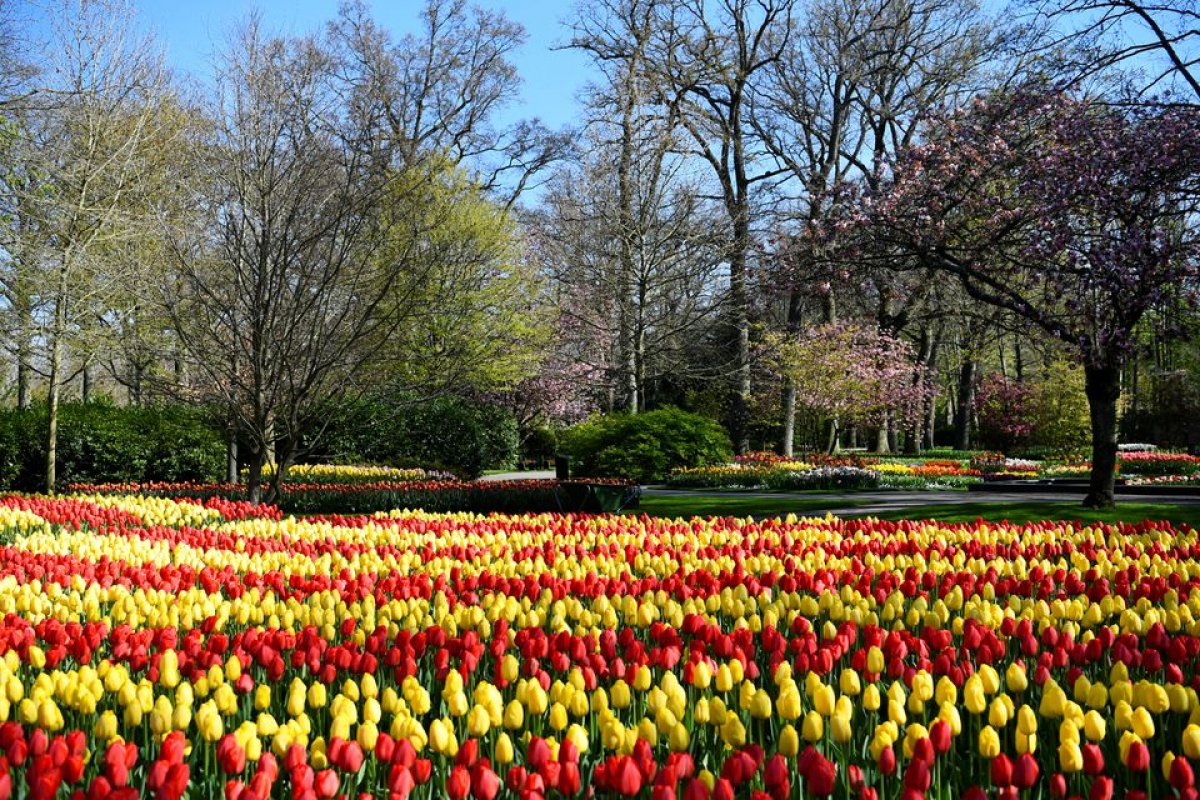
(0, 492, 1197, 799)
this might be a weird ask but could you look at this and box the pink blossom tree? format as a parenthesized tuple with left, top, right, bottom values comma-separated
(861, 89, 1200, 506)
(767, 322, 934, 453)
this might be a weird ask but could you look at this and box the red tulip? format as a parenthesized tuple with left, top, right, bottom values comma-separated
(1090, 776, 1114, 800)
(1013, 753, 1040, 789)
(992, 754, 1014, 787)
(614, 757, 644, 796)
(314, 769, 339, 800)
(1125, 742, 1150, 772)
(930, 720, 952, 754)
(904, 759, 931, 792)
(471, 763, 501, 800)
(1172, 757, 1196, 790)
(447, 765, 471, 800)
(1082, 744, 1105, 775)
(879, 746, 897, 776)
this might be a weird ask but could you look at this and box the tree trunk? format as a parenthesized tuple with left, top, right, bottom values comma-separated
(1083, 362, 1121, 508)
(246, 450, 264, 504)
(82, 363, 93, 403)
(955, 359, 977, 451)
(926, 398, 937, 451)
(46, 350, 60, 494)
(16, 301, 32, 411)
(779, 292, 803, 457)
(728, 227, 751, 454)
(226, 429, 239, 484)
(826, 418, 840, 455)
(875, 422, 890, 454)
(45, 291, 67, 495)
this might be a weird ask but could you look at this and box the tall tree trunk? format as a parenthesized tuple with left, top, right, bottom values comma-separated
(826, 418, 840, 455)
(875, 420, 890, 454)
(955, 359, 977, 451)
(779, 292, 804, 457)
(45, 286, 68, 494)
(46, 345, 61, 494)
(728, 207, 752, 454)
(82, 362, 93, 403)
(226, 429, 239, 484)
(925, 398, 937, 450)
(1083, 362, 1121, 508)
(16, 300, 32, 411)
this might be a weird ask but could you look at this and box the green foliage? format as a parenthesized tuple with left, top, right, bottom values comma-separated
(0, 403, 224, 489)
(561, 408, 733, 483)
(373, 160, 552, 394)
(1030, 361, 1092, 456)
(313, 394, 519, 479)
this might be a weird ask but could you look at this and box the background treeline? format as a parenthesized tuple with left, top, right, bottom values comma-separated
(0, 0, 1196, 505)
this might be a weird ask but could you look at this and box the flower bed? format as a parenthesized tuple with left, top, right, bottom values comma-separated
(0, 493, 1194, 797)
(255, 464, 455, 484)
(669, 458, 980, 491)
(668, 465, 880, 491)
(69, 479, 641, 515)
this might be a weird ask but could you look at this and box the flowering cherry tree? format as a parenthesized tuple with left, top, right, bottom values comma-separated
(768, 322, 934, 452)
(863, 90, 1200, 506)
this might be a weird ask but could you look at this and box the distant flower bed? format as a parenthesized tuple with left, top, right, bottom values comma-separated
(253, 463, 455, 484)
(1116, 451, 1200, 476)
(70, 478, 640, 515)
(668, 457, 980, 491)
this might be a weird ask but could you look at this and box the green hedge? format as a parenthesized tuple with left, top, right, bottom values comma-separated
(561, 408, 733, 483)
(311, 395, 519, 479)
(0, 402, 224, 490)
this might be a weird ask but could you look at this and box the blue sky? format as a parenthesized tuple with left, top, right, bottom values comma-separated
(133, 0, 592, 131)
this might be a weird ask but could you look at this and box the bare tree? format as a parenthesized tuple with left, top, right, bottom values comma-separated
(163, 19, 424, 502)
(0, 0, 175, 492)
(642, 0, 796, 452)
(1031, 0, 1199, 101)
(327, 0, 570, 208)
(536, 134, 726, 412)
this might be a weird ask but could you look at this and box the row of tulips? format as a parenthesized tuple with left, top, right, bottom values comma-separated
(0, 493, 1196, 798)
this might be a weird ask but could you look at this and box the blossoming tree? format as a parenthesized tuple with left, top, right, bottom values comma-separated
(767, 322, 933, 453)
(862, 90, 1200, 506)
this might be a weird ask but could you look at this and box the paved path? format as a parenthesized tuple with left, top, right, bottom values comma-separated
(478, 472, 1200, 516)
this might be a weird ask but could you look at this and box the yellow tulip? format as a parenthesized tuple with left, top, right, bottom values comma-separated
(779, 724, 800, 757)
(1005, 662, 1028, 692)
(1184, 725, 1200, 759)
(802, 710, 824, 742)
(1059, 741, 1083, 772)
(978, 725, 1001, 758)
(495, 733, 514, 765)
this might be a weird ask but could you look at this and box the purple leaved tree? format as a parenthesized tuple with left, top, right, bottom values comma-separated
(861, 89, 1200, 507)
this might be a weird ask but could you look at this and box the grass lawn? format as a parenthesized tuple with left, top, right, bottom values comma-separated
(635, 493, 1200, 527)
(857, 501, 1200, 527)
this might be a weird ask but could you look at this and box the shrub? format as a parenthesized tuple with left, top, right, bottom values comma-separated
(0, 402, 225, 490)
(561, 408, 733, 483)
